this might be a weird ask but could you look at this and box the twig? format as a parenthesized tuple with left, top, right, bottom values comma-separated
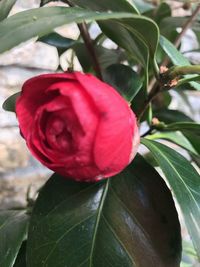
(65, 0, 102, 79)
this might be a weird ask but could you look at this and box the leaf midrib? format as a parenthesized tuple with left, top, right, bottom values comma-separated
(89, 179, 110, 267)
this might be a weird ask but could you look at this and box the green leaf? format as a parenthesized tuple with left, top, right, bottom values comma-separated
(103, 64, 143, 101)
(132, 0, 154, 14)
(0, 0, 16, 21)
(159, 35, 189, 65)
(159, 35, 200, 90)
(154, 109, 193, 124)
(154, 2, 171, 25)
(73, 43, 125, 72)
(0, 7, 136, 54)
(164, 122, 200, 134)
(38, 32, 76, 51)
(71, 0, 139, 13)
(71, 0, 159, 64)
(27, 155, 181, 267)
(141, 138, 200, 258)
(2, 92, 20, 113)
(100, 15, 159, 59)
(183, 132, 200, 155)
(147, 131, 198, 155)
(13, 242, 27, 267)
(144, 2, 171, 25)
(0, 210, 28, 267)
(100, 20, 149, 68)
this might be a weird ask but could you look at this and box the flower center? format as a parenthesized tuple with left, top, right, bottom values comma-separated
(45, 115, 74, 152)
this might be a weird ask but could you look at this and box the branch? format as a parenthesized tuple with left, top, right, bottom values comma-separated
(65, 0, 102, 79)
(174, 3, 200, 48)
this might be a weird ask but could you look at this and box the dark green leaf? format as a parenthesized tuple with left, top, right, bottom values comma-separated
(159, 35, 200, 90)
(2, 92, 20, 113)
(154, 109, 193, 124)
(0, 7, 136, 54)
(103, 64, 143, 101)
(154, 2, 171, 25)
(144, 2, 171, 25)
(13, 242, 27, 267)
(71, 0, 139, 13)
(162, 91, 172, 108)
(0, 0, 16, 21)
(27, 155, 181, 267)
(100, 15, 159, 59)
(183, 132, 200, 155)
(38, 32, 76, 51)
(73, 43, 125, 72)
(100, 20, 149, 68)
(0, 210, 28, 267)
(141, 138, 200, 258)
(147, 131, 198, 155)
(132, 0, 154, 14)
(164, 122, 200, 134)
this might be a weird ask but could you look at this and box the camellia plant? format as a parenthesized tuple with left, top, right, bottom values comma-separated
(1, 0, 200, 266)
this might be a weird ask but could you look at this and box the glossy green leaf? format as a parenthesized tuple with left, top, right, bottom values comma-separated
(27, 155, 181, 267)
(0, 7, 136, 54)
(0, 210, 28, 267)
(0, 0, 16, 21)
(38, 32, 76, 51)
(141, 138, 200, 258)
(73, 43, 125, 71)
(147, 131, 198, 155)
(159, 35, 200, 90)
(2, 92, 20, 113)
(154, 109, 193, 124)
(71, 0, 139, 13)
(103, 64, 143, 101)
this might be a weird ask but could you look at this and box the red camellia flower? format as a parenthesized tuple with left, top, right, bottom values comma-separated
(16, 72, 139, 182)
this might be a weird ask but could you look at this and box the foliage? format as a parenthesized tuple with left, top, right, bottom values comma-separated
(1, 0, 200, 266)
